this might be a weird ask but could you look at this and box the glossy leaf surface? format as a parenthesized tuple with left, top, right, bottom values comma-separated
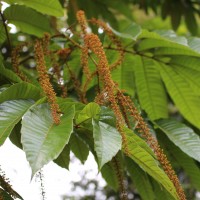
(92, 119, 122, 169)
(76, 102, 100, 124)
(4, 5, 51, 37)
(155, 119, 200, 163)
(54, 144, 70, 170)
(0, 82, 41, 104)
(126, 157, 155, 200)
(4, 0, 63, 17)
(21, 103, 75, 176)
(133, 56, 168, 120)
(124, 127, 178, 200)
(70, 134, 89, 164)
(0, 100, 33, 146)
(158, 62, 200, 128)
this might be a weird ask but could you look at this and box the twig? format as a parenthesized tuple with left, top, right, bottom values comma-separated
(51, 33, 83, 49)
(19, 55, 34, 65)
(0, 10, 11, 51)
(104, 46, 170, 64)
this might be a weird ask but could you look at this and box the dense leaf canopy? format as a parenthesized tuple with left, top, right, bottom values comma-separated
(0, 0, 200, 200)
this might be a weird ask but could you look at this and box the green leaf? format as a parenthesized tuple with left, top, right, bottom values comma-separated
(161, 1, 170, 20)
(170, 5, 181, 31)
(174, 151, 200, 191)
(0, 85, 10, 94)
(155, 119, 200, 163)
(155, 47, 200, 57)
(4, 0, 63, 17)
(0, 82, 41, 104)
(157, 62, 200, 128)
(184, 9, 198, 35)
(126, 127, 156, 157)
(100, 0, 133, 20)
(3, 5, 51, 37)
(76, 102, 100, 125)
(170, 56, 200, 72)
(9, 121, 23, 149)
(187, 37, 200, 53)
(133, 56, 168, 120)
(99, 7, 118, 30)
(101, 162, 119, 191)
(0, 22, 6, 45)
(111, 23, 141, 41)
(98, 106, 117, 126)
(92, 119, 122, 169)
(152, 179, 175, 200)
(111, 54, 135, 96)
(21, 103, 75, 176)
(75, 128, 96, 156)
(74, 0, 118, 30)
(54, 144, 70, 170)
(138, 30, 188, 49)
(138, 30, 200, 56)
(157, 133, 200, 191)
(0, 100, 33, 146)
(0, 63, 22, 83)
(124, 126, 178, 200)
(126, 157, 155, 200)
(138, 37, 189, 52)
(70, 134, 89, 164)
(155, 30, 187, 46)
(173, 66, 200, 96)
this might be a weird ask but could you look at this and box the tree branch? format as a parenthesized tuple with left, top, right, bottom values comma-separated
(0, 10, 11, 51)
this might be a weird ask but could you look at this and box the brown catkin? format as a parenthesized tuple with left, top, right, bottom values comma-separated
(112, 156, 127, 200)
(76, 10, 93, 100)
(84, 33, 129, 153)
(88, 18, 125, 70)
(84, 34, 123, 122)
(75, 10, 185, 200)
(116, 91, 186, 200)
(67, 65, 87, 104)
(11, 43, 29, 82)
(76, 10, 93, 99)
(41, 34, 68, 98)
(41, 33, 60, 80)
(76, 10, 88, 35)
(34, 40, 60, 125)
(41, 33, 51, 56)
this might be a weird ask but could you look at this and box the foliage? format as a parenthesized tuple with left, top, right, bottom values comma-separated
(0, 0, 200, 200)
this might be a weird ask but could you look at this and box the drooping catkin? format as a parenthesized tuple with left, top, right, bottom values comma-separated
(67, 65, 87, 104)
(88, 18, 125, 70)
(41, 33, 50, 56)
(84, 33, 129, 153)
(43, 34, 68, 98)
(75, 10, 186, 200)
(85, 31, 185, 200)
(116, 90, 186, 200)
(11, 43, 29, 82)
(34, 40, 60, 125)
(76, 10, 88, 35)
(112, 156, 127, 200)
(76, 11, 93, 96)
